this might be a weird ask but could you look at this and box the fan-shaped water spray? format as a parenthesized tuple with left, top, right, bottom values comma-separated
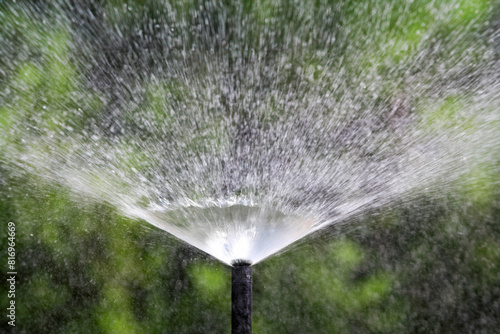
(1, 0, 499, 269)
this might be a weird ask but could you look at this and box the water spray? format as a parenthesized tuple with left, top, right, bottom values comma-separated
(231, 260, 252, 334)
(2, 0, 500, 332)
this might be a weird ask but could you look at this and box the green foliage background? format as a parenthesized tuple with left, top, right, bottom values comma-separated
(1, 0, 499, 333)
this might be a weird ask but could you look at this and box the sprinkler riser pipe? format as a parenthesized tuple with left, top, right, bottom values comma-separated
(231, 263, 252, 334)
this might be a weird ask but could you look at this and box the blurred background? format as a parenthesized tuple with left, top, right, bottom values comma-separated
(1, 0, 500, 333)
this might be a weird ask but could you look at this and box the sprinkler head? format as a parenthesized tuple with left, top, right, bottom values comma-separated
(231, 259, 252, 267)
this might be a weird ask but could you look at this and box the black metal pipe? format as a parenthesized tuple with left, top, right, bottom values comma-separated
(231, 260, 252, 334)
